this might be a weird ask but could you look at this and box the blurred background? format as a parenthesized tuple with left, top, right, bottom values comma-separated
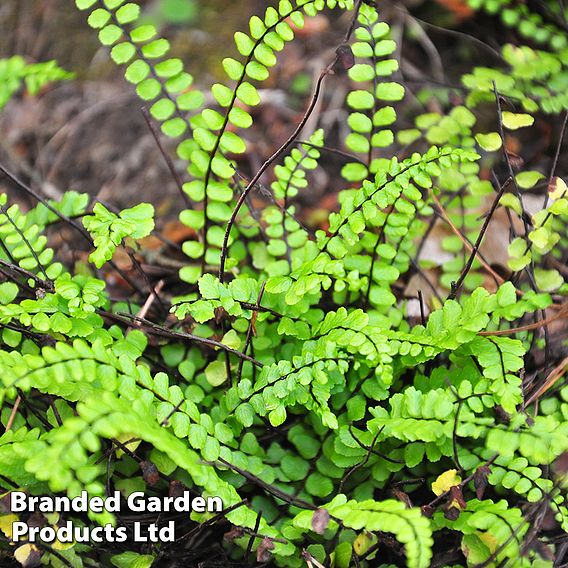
(0, 0, 486, 210)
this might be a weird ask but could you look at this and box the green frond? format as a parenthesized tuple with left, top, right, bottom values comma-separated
(326, 497, 433, 568)
(342, 5, 402, 182)
(0, 56, 72, 111)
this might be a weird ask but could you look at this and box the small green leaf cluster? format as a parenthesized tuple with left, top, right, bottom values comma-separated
(508, 185, 567, 290)
(83, 202, 155, 268)
(0, 55, 72, 110)
(466, 0, 567, 49)
(463, 1, 568, 113)
(0, 194, 65, 281)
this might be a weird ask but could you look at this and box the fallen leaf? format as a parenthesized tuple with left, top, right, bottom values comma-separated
(434, 0, 474, 21)
(0, 514, 19, 538)
(473, 465, 491, 499)
(14, 544, 41, 568)
(140, 461, 160, 486)
(256, 537, 275, 562)
(311, 508, 330, 535)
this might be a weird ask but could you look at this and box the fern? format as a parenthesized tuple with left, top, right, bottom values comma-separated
(177, 0, 355, 283)
(77, 0, 204, 141)
(0, 1, 567, 567)
(342, 4, 402, 182)
(0, 194, 64, 282)
(466, 0, 568, 49)
(327, 497, 433, 568)
(82, 202, 155, 268)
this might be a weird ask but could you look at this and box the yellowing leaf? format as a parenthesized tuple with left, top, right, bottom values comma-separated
(52, 536, 75, 551)
(462, 533, 492, 564)
(353, 531, 375, 556)
(549, 177, 568, 201)
(478, 531, 499, 552)
(432, 469, 462, 496)
(14, 544, 41, 567)
(502, 112, 534, 130)
(0, 514, 19, 538)
(115, 433, 141, 458)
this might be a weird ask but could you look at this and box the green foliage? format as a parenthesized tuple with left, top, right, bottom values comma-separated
(342, 4, 402, 182)
(178, 0, 355, 280)
(0, 194, 73, 282)
(0, 55, 72, 110)
(466, 0, 567, 49)
(78, 0, 204, 141)
(462, 0, 568, 114)
(0, 1, 567, 568)
(83, 202, 155, 268)
(156, 0, 197, 25)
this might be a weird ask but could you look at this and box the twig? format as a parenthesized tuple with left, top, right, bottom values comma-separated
(0, 259, 54, 291)
(141, 107, 191, 208)
(124, 249, 167, 315)
(339, 427, 382, 493)
(106, 311, 263, 367)
(429, 189, 507, 294)
(172, 297, 294, 321)
(244, 510, 263, 562)
(343, 0, 364, 42)
(295, 139, 364, 164)
(525, 355, 568, 407)
(493, 85, 530, 238)
(478, 302, 568, 336)
(417, 290, 426, 325)
(303, 550, 327, 568)
(0, 163, 91, 243)
(236, 282, 265, 383)
(393, 7, 504, 62)
(347, 425, 404, 465)
(447, 177, 510, 299)
(4, 396, 21, 431)
(544, 110, 568, 209)
(233, 171, 313, 235)
(216, 457, 317, 510)
(219, 60, 337, 282)
(127, 280, 166, 335)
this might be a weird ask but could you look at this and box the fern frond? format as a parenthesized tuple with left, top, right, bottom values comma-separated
(0, 194, 63, 282)
(326, 497, 433, 568)
(76, 0, 204, 141)
(342, 4, 403, 182)
(180, 0, 354, 280)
